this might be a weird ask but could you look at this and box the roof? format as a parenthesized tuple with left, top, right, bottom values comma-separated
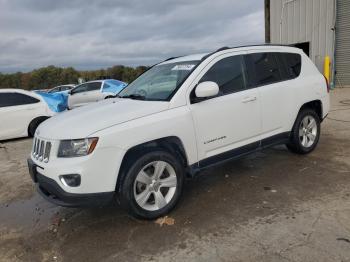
(0, 88, 43, 100)
(80, 79, 126, 85)
(57, 84, 75, 87)
(104, 79, 126, 84)
(83, 80, 104, 83)
(0, 88, 33, 94)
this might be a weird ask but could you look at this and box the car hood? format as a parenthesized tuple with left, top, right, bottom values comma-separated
(37, 98, 169, 139)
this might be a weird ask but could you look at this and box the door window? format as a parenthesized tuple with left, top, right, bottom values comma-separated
(245, 52, 282, 87)
(198, 55, 246, 96)
(0, 93, 40, 108)
(86, 82, 102, 92)
(60, 85, 72, 91)
(72, 84, 88, 94)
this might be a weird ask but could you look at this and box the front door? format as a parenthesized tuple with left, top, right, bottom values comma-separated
(189, 53, 261, 165)
(68, 83, 89, 108)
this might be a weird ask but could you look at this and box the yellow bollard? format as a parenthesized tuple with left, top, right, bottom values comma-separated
(323, 56, 331, 84)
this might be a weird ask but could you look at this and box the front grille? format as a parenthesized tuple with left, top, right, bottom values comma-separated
(32, 137, 52, 163)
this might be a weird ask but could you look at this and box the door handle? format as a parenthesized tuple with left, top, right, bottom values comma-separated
(242, 96, 257, 103)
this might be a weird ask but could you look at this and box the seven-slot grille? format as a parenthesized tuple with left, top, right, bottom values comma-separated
(32, 137, 51, 163)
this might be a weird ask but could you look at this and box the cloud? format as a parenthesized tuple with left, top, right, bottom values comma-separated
(0, 0, 264, 72)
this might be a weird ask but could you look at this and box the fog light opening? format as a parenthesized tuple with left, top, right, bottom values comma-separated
(59, 174, 81, 187)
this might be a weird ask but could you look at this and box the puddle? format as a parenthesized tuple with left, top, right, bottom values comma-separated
(0, 194, 62, 234)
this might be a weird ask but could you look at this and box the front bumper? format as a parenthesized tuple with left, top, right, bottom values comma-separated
(322, 113, 328, 122)
(27, 158, 114, 207)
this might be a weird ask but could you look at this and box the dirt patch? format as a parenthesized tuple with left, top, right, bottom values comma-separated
(0, 139, 34, 204)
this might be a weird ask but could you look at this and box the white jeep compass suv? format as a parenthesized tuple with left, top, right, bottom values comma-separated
(28, 45, 330, 219)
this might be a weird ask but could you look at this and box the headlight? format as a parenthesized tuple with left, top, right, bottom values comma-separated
(57, 137, 99, 157)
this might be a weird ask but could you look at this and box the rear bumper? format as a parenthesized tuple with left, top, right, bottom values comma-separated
(28, 158, 114, 207)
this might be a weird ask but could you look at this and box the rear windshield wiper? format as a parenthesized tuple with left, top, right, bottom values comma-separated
(118, 94, 146, 100)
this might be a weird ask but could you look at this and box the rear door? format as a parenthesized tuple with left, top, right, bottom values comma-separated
(244, 51, 297, 143)
(0, 92, 41, 139)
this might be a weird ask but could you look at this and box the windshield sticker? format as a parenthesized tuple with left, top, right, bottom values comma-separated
(171, 64, 195, 71)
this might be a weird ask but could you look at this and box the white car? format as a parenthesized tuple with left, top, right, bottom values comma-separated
(67, 79, 126, 109)
(0, 89, 54, 140)
(28, 45, 330, 219)
(47, 84, 75, 94)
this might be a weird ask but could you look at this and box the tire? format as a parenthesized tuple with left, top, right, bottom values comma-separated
(104, 96, 114, 99)
(119, 150, 184, 219)
(28, 117, 48, 137)
(287, 109, 320, 154)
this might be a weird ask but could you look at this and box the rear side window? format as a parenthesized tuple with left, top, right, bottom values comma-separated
(0, 93, 40, 108)
(245, 52, 281, 87)
(282, 53, 302, 79)
(199, 55, 246, 96)
(103, 83, 111, 90)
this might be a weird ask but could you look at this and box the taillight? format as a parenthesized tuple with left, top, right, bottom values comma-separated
(323, 75, 330, 93)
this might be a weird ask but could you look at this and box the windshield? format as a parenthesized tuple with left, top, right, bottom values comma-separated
(118, 60, 199, 101)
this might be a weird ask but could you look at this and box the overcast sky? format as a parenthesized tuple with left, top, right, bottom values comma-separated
(0, 0, 264, 73)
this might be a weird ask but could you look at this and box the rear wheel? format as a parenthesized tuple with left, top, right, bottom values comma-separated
(119, 150, 184, 219)
(287, 109, 320, 154)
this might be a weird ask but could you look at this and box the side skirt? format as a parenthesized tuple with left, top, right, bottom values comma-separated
(186, 132, 290, 177)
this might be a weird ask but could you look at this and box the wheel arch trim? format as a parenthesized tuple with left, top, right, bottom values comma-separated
(116, 136, 188, 193)
(28, 116, 50, 136)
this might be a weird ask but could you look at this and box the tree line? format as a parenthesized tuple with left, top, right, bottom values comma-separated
(0, 65, 149, 90)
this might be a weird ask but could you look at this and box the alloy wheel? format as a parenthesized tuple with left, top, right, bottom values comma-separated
(133, 161, 177, 211)
(299, 115, 317, 148)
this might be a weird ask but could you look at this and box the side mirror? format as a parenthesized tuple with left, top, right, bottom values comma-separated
(195, 81, 219, 98)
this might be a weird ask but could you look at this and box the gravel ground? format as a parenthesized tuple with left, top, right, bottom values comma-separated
(0, 88, 350, 262)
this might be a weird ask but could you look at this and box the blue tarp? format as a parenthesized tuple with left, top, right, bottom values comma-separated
(35, 79, 127, 112)
(36, 92, 68, 113)
(102, 79, 127, 94)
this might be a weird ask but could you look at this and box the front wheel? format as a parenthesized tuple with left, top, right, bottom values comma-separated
(287, 109, 320, 154)
(119, 150, 184, 219)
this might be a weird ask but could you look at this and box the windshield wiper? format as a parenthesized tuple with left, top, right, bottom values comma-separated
(119, 94, 146, 100)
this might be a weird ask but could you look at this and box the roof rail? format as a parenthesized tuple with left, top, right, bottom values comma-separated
(215, 46, 231, 52)
(200, 46, 232, 61)
(148, 56, 182, 69)
(201, 43, 296, 61)
(163, 56, 182, 62)
(158, 44, 297, 65)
